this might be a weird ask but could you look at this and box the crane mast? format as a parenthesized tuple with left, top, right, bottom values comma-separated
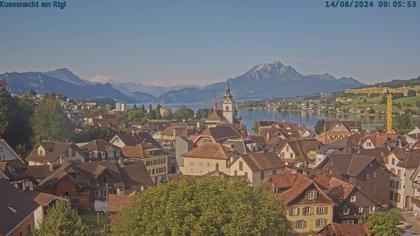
(344, 87, 407, 135)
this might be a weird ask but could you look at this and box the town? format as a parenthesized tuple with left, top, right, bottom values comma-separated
(0, 79, 419, 236)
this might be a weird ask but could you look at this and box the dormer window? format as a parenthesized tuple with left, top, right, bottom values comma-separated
(350, 195, 356, 202)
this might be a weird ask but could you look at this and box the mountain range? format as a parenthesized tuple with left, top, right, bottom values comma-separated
(0, 62, 366, 103)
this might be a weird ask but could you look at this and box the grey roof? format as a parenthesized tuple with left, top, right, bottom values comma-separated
(0, 180, 39, 235)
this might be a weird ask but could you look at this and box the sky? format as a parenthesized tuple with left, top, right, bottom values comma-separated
(1, 0, 420, 86)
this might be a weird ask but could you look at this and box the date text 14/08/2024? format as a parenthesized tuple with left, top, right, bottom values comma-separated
(325, 0, 416, 8)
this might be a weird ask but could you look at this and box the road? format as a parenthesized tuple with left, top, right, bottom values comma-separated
(393, 208, 420, 235)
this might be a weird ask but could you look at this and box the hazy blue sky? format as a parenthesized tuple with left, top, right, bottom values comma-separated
(1, 0, 419, 85)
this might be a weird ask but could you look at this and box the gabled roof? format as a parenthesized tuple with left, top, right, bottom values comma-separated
(0, 160, 33, 182)
(39, 160, 154, 191)
(326, 177, 382, 207)
(325, 120, 361, 132)
(112, 132, 161, 148)
(396, 149, 420, 168)
(81, 139, 120, 152)
(248, 135, 266, 145)
(327, 153, 377, 177)
(277, 174, 334, 205)
(327, 177, 356, 202)
(237, 152, 284, 171)
(26, 140, 86, 164)
(223, 139, 249, 154)
(198, 125, 241, 143)
(317, 223, 369, 236)
(270, 172, 311, 190)
(0, 180, 39, 235)
(206, 110, 224, 122)
(182, 143, 235, 160)
(276, 139, 319, 161)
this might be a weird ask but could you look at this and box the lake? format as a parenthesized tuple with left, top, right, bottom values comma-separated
(129, 103, 387, 134)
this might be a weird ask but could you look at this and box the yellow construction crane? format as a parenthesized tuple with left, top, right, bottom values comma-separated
(345, 87, 408, 134)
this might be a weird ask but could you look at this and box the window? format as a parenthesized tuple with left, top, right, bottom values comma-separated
(239, 161, 243, 171)
(280, 152, 285, 158)
(286, 145, 289, 152)
(317, 206, 327, 215)
(244, 172, 248, 178)
(397, 170, 401, 176)
(358, 207, 364, 213)
(234, 170, 237, 176)
(342, 220, 354, 224)
(295, 220, 306, 229)
(306, 190, 318, 200)
(369, 206, 376, 214)
(260, 171, 265, 180)
(303, 207, 313, 215)
(316, 219, 327, 228)
(396, 181, 400, 189)
(343, 208, 350, 215)
(350, 195, 357, 202)
(366, 173, 370, 179)
(390, 180, 395, 188)
(289, 207, 300, 216)
(392, 158, 395, 165)
(390, 191, 394, 201)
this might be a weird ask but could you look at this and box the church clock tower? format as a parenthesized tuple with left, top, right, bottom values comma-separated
(222, 82, 235, 124)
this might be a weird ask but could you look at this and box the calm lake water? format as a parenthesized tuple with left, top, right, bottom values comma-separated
(129, 103, 386, 134)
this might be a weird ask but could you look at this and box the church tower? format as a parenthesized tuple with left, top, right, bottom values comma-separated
(222, 82, 235, 124)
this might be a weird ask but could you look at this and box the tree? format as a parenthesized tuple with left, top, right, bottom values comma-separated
(156, 104, 162, 120)
(173, 106, 194, 120)
(0, 89, 34, 155)
(71, 126, 115, 143)
(394, 113, 412, 135)
(32, 96, 73, 144)
(33, 201, 90, 236)
(368, 211, 403, 236)
(314, 119, 325, 135)
(196, 108, 212, 120)
(113, 177, 289, 235)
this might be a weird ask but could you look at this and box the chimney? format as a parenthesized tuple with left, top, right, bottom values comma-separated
(48, 163, 54, 172)
(118, 157, 125, 168)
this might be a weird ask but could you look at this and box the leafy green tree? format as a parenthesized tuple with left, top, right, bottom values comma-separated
(173, 106, 194, 120)
(196, 108, 212, 120)
(314, 119, 325, 135)
(33, 201, 90, 236)
(368, 211, 403, 236)
(113, 177, 289, 236)
(0, 89, 34, 154)
(394, 113, 413, 135)
(156, 104, 162, 119)
(32, 96, 73, 144)
(71, 126, 115, 143)
(126, 108, 148, 123)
